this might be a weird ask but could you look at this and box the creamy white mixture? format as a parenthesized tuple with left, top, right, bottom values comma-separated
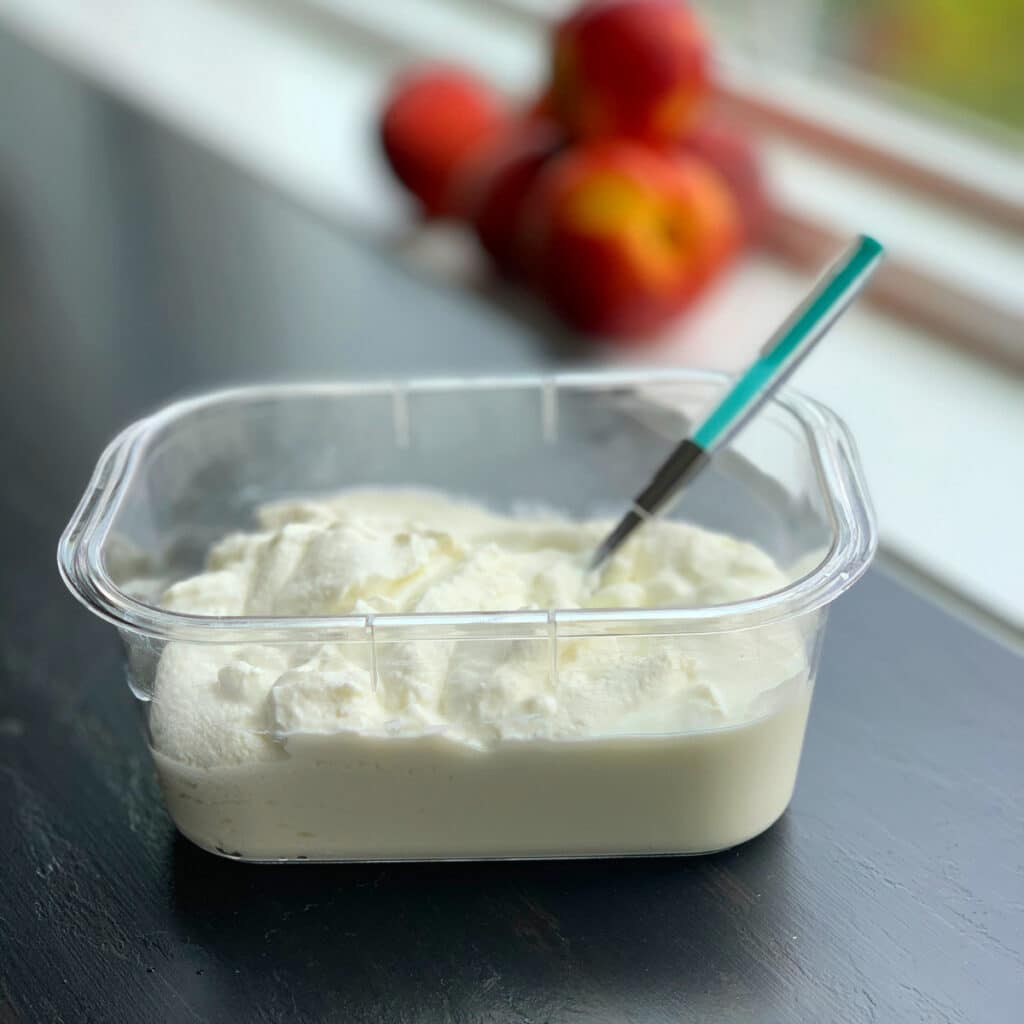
(149, 490, 814, 860)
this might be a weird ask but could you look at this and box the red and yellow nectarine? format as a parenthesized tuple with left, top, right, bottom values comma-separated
(523, 141, 741, 337)
(552, 0, 710, 148)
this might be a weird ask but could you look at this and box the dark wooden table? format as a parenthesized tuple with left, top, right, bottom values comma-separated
(2, 30, 1022, 1023)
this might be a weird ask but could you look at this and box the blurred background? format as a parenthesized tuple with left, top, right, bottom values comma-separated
(705, 0, 1023, 132)
(0, 0, 1021, 641)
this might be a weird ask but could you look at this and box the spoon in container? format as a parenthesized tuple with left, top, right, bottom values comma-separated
(589, 234, 884, 571)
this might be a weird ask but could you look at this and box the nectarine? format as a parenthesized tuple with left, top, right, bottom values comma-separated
(452, 122, 564, 278)
(380, 66, 507, 216)
(552, 0, 710, 148)
(684, 118, 771, 242)
(525, 88, 559, 126)
(523, 141, 741, 337)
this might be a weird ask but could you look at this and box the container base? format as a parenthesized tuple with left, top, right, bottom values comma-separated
(171, 804, 792, 864)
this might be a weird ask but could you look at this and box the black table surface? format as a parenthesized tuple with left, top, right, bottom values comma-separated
(2, 29, 1022, 1024)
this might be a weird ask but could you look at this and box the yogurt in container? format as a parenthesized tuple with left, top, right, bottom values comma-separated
(58, 373, 876, 860)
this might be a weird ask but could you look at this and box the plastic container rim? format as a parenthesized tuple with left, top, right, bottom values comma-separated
(57, 369, 877, 643)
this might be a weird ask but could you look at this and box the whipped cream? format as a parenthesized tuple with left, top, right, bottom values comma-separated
(149, 490, 814, 860)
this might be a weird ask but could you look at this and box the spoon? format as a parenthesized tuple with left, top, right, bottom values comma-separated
(589, 234, 884, 571)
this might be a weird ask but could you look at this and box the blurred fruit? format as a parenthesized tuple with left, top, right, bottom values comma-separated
(551, 0, 710, 148)
(523, 141, 741, 337)
(524, 88, 559, 126)
(683, 118, 771, 242)
(452, 122, 564, 277)
(380, 66, 508, 216)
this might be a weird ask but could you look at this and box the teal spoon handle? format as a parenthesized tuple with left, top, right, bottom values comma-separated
(589, 234, 884, 570)
(694, 234, 883, 452)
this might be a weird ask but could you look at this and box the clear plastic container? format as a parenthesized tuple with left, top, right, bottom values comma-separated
(58, 370, 875, 862)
